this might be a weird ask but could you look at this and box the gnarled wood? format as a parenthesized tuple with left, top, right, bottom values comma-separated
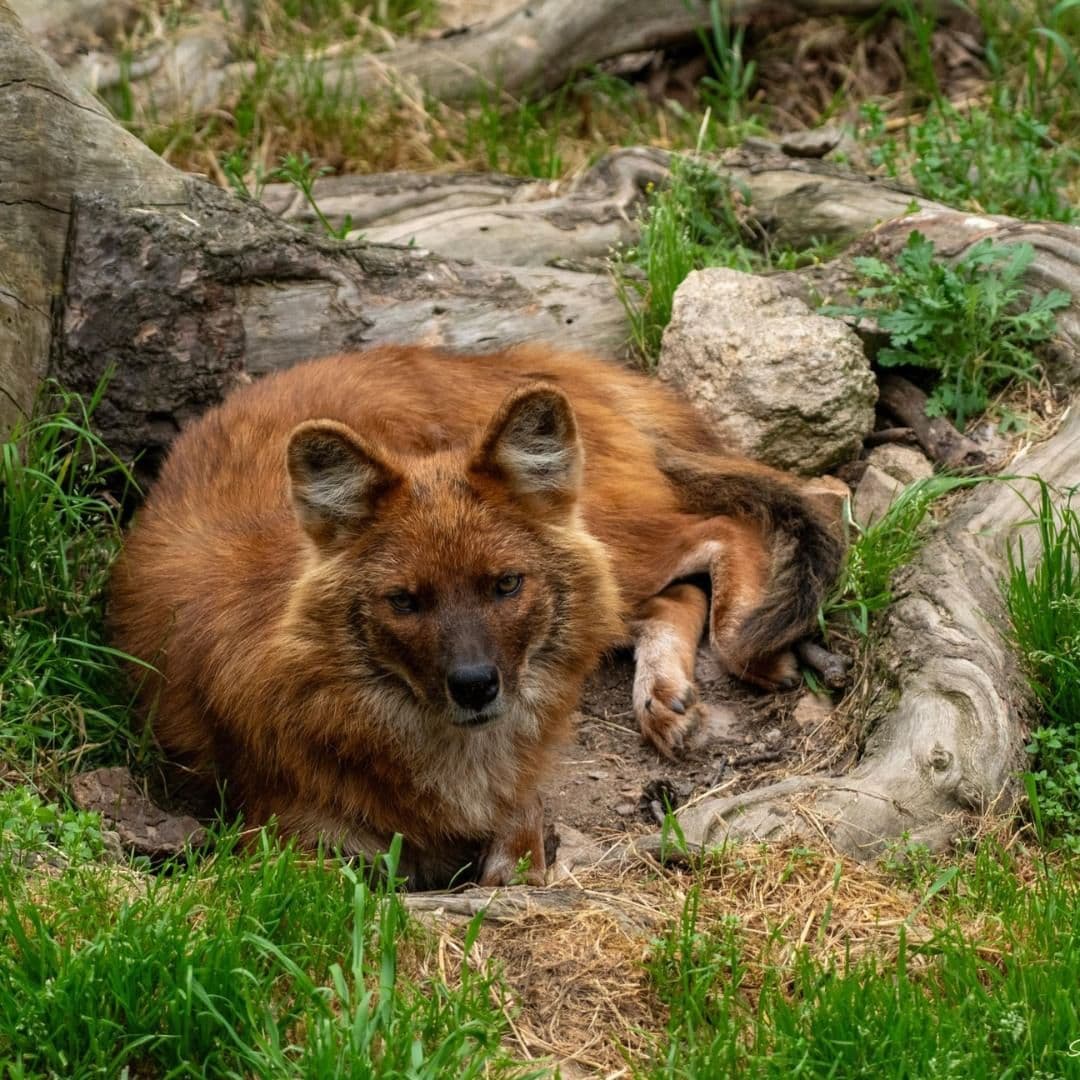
(258, 143, 956, 265)
(54, 188, 628, 470)
(261, 146, 1080, 389)
(638, 410, 1080, 860)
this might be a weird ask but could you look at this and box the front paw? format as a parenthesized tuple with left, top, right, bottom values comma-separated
(478, 855, 545, 887)
(634, 665, 702, 758)
(478, 796, 546, 886)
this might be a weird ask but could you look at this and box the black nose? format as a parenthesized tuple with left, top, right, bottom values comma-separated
(446, 664, 500, 711)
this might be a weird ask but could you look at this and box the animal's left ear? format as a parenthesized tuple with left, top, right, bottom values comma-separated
(470, 384, 583, 517)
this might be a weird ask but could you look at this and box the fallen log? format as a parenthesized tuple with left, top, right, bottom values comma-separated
(55, 188, 629, 469)
(36, 0, 905, 122)
(0, 0, 185, 432)
(260, 145, 1080, 390)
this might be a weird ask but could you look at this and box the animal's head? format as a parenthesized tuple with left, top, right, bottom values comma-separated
(284, 384, 621, 732)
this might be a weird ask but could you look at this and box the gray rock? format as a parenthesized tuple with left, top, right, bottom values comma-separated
(781, 127, 843, 159)
(865, 444, 934, 486)
(852, 463, 904, 527)
(658, 269, 877, 474)
(70, 766, 207, 859)
(853, 445, 934, 526)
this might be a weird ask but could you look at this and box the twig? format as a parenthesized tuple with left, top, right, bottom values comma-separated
(863, 426, 919, 448)
(877, 373, 987, 471)
(796, 640, 852, 690)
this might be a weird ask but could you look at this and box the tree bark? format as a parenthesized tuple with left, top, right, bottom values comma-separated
(0, 0, 186, 432)
(55, 187, 629, 470)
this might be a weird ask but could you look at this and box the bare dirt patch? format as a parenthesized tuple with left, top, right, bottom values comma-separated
(546, 649, 849, 845)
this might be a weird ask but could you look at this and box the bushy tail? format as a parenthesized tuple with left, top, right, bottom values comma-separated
(659, 451, 844, 659)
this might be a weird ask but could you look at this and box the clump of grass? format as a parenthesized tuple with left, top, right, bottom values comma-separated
(1006, 479, 1080, 851)
(614, 153, 842, 366)
(860, 93, 1079, 224)
(0, 826, 534, 1078)
(252, 0, 440, 43)
(613, 157, 757, 364)
(642, 843, 1080, 1077)
(974, 0, 1080, 120)
(827, 231, 1070, 428)
(0, 379, 142, 778)
(695, 0, 758, 133)
(823, 475, 984, 636)
(463, 86, 569, 180)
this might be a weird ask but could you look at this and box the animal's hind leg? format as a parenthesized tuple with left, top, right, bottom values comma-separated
(631, 582, 709, 757)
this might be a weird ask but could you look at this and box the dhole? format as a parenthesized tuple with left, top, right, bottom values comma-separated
(110, 345, 841, 886)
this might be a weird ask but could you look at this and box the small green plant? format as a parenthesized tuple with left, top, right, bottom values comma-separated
(894, 0, 943, 103)
(1006, 479, 1080, 850)
(221, 146, 272, 201)
(0, 378, 143, 775)
(0, 787, 105, 864)
(823, 475, 985, 635)
(879, 832, 938, 890)
(510, 851, 534, 886)
(614, 158, 755, 364)
(463, 87, 567, 179)
(828, 231, 1070, 427)
(860, 94, 1078, 224)
(272, 151, 356, 239)
(695, 0, 757, 132)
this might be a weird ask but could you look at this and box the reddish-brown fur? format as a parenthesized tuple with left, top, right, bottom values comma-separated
(110, 345, 841, 885)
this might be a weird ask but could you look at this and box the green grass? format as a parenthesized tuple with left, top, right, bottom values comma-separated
(0, 380, 143, 781)
(694, 0, 759, 134)
(1006, 480, 1080, 852)
(826, 230, 1071, 428)
(974, 0, 1080, 119)
(462, 86, 570, 180)
(613, 157, 838, 364)
(640, 843, 1080, 1078)
(861, 93, 1079, 224)
(823, 475, 986, 637)
(0, 816, 534, 1079)
(613, 158, 754, 363)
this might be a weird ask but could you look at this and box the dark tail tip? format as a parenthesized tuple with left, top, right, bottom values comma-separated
(733, 496, 845, 662)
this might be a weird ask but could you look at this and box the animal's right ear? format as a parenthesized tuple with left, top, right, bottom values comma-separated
(286, 420, 400, 547)
(470, 383, 583, 519)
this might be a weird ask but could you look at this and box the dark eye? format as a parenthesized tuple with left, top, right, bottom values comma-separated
(494, 573, 524, 598)
(387, 590, 419, 614)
